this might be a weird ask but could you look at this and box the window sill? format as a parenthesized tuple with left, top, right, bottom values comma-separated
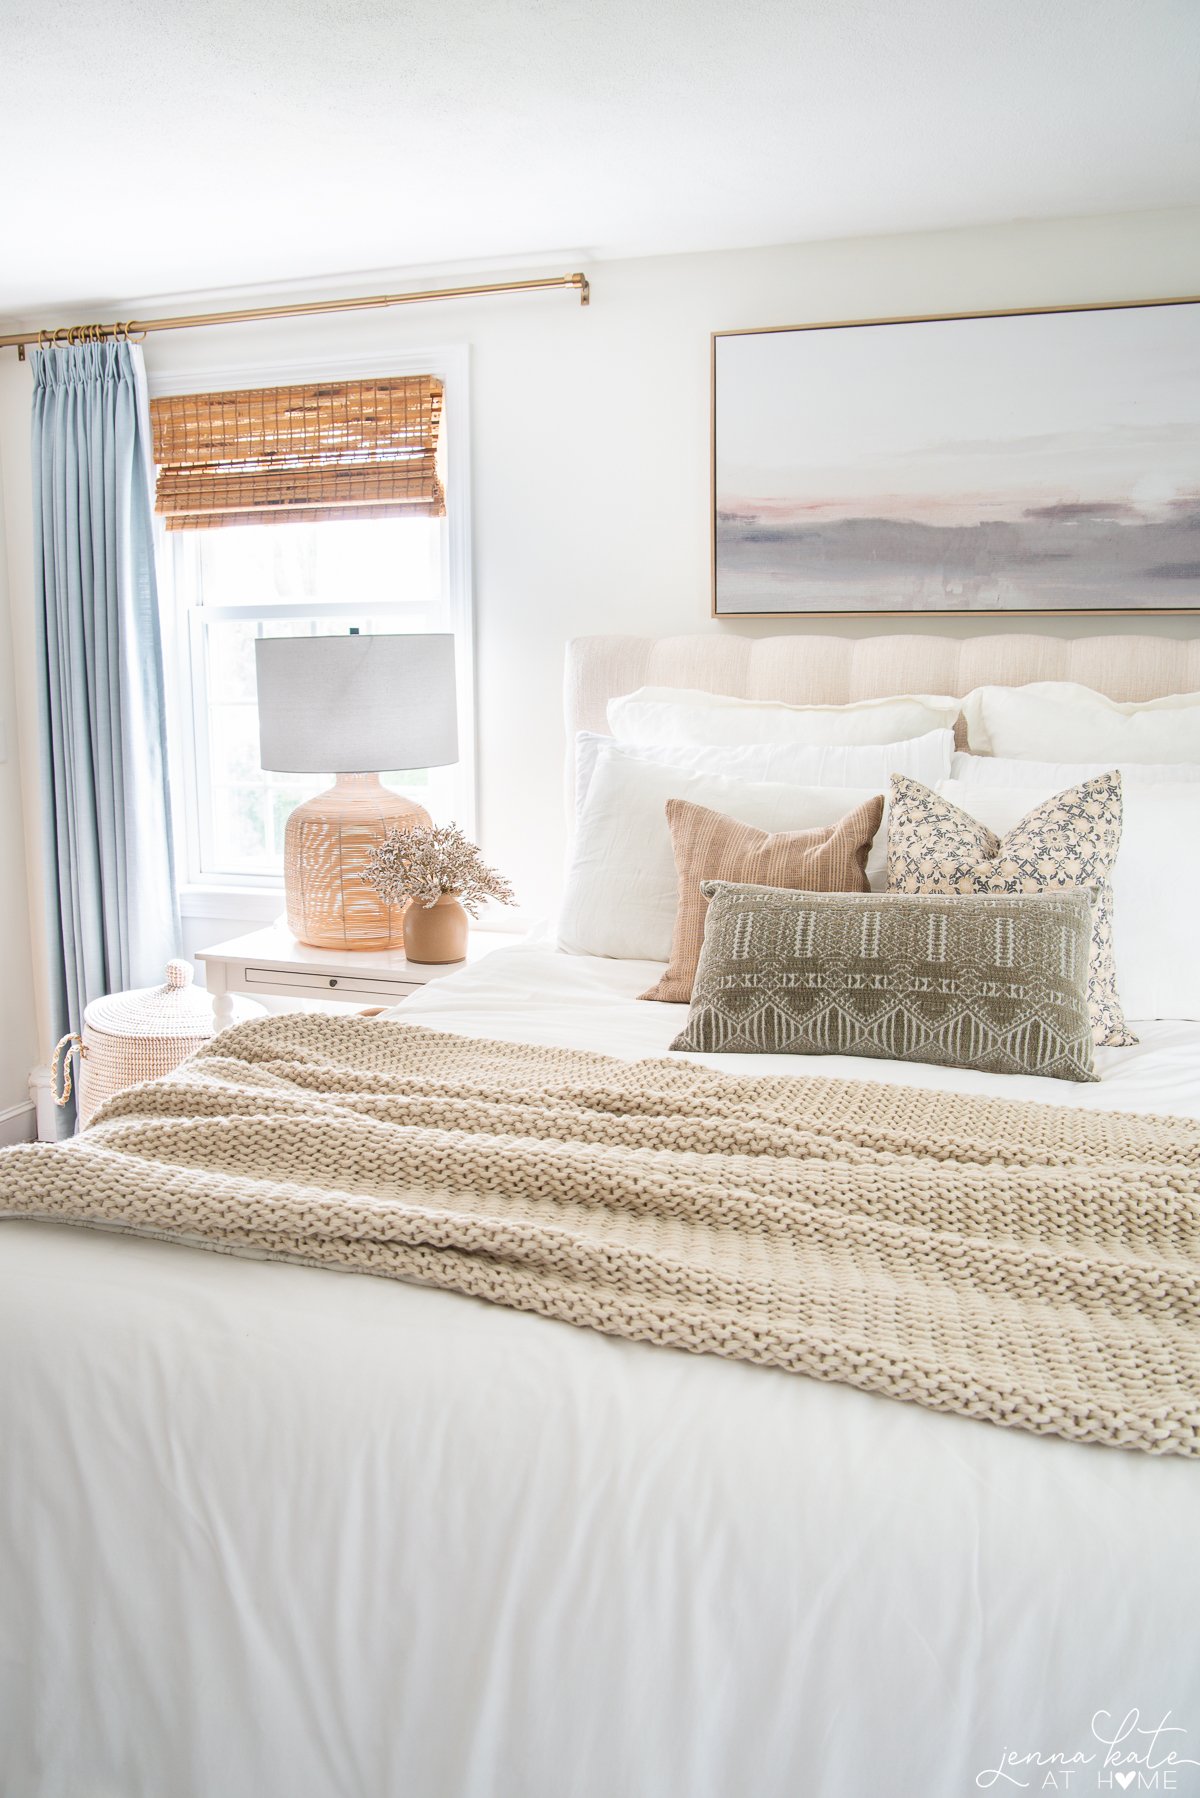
(179, 884, 285, 925)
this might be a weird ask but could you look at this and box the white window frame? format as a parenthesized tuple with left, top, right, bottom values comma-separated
(150, 344, 474, 922)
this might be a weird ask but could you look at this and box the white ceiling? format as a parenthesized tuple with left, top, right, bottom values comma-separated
(3, 0, 1199, 319)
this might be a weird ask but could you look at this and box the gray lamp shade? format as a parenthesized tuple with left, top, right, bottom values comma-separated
(254, 633, 458, 774)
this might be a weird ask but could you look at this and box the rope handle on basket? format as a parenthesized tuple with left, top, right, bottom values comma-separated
(50, 1033, 86, 1107)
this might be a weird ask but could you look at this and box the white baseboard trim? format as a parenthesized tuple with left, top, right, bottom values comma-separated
(29, 1066, 61, 1141)
(0, 1099, 36, 1146)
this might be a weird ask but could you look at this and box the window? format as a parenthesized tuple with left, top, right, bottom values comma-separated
(155, 354, 472, 893)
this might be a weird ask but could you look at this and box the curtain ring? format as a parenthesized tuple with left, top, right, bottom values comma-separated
(126, 322, 146, 344)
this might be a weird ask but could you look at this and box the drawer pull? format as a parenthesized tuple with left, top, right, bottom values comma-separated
(329, 978, 338, 988)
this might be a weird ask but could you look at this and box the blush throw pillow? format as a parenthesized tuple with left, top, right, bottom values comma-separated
(885, 771, 1133, 1047)
(640, 792, 884, 1004)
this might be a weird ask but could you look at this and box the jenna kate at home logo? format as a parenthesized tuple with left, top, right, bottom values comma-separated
(976, 1711, 1199, 1790)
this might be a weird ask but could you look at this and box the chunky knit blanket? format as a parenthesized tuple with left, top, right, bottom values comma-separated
(2, 1014, 1199, 1457)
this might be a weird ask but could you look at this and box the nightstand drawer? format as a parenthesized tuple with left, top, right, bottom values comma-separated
(198, 925, 525, 1032)
(241, 966, 424, 1001)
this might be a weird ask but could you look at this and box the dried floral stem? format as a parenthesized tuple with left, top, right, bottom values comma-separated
(365, 821, 516, 917)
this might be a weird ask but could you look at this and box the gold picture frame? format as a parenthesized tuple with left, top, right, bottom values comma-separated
(711, 295, 1200, 619)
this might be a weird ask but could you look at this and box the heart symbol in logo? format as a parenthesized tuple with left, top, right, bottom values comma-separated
(1114, 1775, 1136, 1791)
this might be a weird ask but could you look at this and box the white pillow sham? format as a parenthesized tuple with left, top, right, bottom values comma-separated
(560, 749, 883, 961)
(961, 682, 1200, 763)
(951, 751, 1200, 788)
(575, 729, 953, 818)
(608, 685, 961, 748)
(937, 778, 1200, 1022)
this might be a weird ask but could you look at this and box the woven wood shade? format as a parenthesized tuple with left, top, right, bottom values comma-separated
(150, 376, 445, 529)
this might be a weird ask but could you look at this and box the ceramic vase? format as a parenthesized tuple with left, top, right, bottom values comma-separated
(403, 892, 469, 964)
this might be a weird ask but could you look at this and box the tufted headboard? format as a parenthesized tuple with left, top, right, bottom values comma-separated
(565, 633, 1200, 750)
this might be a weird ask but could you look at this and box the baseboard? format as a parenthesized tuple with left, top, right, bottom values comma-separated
(28, 1066, 62, 1141)
(0, 1100, 36, 1146)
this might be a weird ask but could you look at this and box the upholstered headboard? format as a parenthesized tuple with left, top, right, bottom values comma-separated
(565, 634, 1200, 745)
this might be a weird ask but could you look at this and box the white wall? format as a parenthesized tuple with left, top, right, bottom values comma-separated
(2, 204, 1199, 1069)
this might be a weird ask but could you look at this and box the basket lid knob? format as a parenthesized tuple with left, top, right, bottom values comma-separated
(165, 959, 194, 990)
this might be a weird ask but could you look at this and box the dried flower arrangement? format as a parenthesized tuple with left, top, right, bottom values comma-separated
(364, 821, 516, 917)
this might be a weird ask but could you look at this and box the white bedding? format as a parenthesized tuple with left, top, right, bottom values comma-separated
(4, 942, 1199, 1798)
(397, 935, 1200, 1117)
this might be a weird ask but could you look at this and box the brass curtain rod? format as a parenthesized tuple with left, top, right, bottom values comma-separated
(1, 271, 591, 360)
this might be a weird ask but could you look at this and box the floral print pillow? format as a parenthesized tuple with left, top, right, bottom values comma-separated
(886, 772, 1134, 1047)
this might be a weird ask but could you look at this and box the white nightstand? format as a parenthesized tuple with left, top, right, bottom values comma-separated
(195, 920, 525, 1029)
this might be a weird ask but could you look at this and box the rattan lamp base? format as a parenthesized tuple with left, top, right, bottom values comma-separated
(284, 773, 429, 950)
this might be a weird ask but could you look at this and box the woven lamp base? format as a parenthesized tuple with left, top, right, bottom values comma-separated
(284, 773, 429, 950)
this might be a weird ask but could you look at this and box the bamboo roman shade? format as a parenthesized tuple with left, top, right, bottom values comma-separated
(149, 375, 445, 529)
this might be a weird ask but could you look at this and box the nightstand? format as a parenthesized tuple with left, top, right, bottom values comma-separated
(195, 920, 525, 1029)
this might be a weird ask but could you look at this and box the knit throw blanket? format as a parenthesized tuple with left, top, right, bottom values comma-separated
(2, 1014, 1199, 1458)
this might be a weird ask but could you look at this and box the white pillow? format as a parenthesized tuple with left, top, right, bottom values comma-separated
(560, 749, 883, 961)
(951, 752, 1200, 788)
(608, 685, 962, 748)
(575, 729, 953, 817)
(961, 683, 1200, 762)
(937, 778, 1200, 1022)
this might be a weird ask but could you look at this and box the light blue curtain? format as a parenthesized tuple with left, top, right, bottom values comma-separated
(32, 340, 180, 1119)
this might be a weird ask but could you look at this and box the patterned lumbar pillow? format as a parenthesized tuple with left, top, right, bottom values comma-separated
(671, 884, 1098, 1082)
(640, 792, 884, 1004)
(885, 772, 1133, 1047)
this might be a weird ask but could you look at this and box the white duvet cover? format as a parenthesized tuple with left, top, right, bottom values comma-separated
(3, 943, 1199, 1798)
(394, 937, 1200, 1117)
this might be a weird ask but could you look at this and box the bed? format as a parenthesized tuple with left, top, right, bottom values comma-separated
(3, 633, 1200, 1798)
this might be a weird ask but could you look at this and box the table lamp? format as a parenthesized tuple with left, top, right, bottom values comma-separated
(254, 632, 458, 951)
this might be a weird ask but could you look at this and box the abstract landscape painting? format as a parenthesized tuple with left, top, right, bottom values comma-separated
(713, 299, 1200, 615)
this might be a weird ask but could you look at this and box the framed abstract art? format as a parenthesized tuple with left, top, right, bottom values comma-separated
(711, 297, 1200, 617)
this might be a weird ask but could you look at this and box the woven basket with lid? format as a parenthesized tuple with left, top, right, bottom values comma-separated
(53, 960, 252, 1127)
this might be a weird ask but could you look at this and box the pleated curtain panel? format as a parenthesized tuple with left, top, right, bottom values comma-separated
(31, 341, 180, 1129)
